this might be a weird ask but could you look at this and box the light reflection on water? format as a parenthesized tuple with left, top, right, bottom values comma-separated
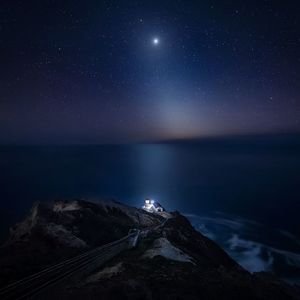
(0, 141, 299, 238)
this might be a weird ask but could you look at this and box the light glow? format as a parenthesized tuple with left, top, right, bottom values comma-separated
(153, 38, 159, 45)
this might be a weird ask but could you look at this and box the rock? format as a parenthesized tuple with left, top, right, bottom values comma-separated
(0, 199, 299, 299)
(142, 237, 194, 263)
(0, 198, 162, 287)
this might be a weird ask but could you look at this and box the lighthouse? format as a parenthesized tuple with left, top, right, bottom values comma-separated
(142, 198, 164, 213)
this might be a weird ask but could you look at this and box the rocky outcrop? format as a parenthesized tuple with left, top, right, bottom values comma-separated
(0, 199, 162, 287)
(0, 199, 299, 299)
(64, 212, 300, 300)
(7, 199, 162, 247)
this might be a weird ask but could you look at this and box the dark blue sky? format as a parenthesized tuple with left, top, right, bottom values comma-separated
(0, 0, 299, 143)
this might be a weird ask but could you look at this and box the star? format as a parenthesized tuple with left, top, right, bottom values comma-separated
(152, 37, 159, 45)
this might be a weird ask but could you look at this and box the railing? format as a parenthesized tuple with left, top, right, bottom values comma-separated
(0, 230, 140, 300)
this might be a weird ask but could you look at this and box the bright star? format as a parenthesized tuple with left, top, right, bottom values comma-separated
(153, 37, 159, 45)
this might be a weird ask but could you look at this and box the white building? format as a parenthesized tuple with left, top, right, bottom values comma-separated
(142, 199, 164, 213)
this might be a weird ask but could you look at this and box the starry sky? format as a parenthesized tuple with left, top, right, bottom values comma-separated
(0, 0, 299, 143)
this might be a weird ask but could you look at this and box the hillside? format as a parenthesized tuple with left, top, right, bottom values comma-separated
(0, 199, 299, 299)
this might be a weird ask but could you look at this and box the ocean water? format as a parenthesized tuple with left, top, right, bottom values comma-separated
(0, 137, 299, 282)
(186, 213, 300, 285)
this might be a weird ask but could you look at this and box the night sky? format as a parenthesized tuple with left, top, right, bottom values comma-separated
(0, 0, 299, 143)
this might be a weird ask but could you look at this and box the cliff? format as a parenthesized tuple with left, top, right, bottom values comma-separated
(0, 199, 299, 299)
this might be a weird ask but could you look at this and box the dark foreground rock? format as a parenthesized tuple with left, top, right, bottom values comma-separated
(0, 199, 299, 299)
(0, 199, 162, 287)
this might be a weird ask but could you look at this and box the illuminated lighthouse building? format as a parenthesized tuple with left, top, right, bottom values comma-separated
(142, 199, 164, 213)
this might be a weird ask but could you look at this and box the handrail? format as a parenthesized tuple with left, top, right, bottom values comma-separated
(0, 232, 138, 300)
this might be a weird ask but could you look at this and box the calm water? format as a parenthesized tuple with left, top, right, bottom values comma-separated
(0, 138, 299, 238)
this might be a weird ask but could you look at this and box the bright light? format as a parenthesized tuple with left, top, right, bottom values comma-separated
(153, 38, 159, 45)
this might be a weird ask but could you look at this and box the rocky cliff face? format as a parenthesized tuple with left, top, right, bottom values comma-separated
(0, 199, 299, 299)
(8, 199, 163, 246)
(0, 199, 162, 287)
